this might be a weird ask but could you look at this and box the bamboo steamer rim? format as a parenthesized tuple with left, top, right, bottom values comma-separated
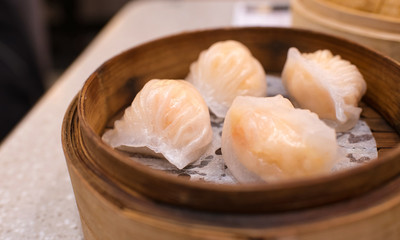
(293, 0, 400, 41)
(76, 27, 400, 212)
(313, 0, 400, 26)
(78, 109, 400, 192)
(77, 103, 400, 192)
(322, 0, 400, 24)
(63, 98, 400, 238)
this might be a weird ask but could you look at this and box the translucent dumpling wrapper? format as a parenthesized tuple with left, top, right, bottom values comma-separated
(282, 47, 367, 132)
(186, 40, 267, 118)
(221, 95, 338, 183)
(102, 79, 213, 169)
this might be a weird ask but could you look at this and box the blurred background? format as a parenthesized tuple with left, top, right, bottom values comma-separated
(44, 0, 131, 86)
(1, 0, 399, 141)
(0, 0, 131, 140)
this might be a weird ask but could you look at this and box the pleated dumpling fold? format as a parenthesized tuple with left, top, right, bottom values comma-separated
(186, 40, 267, 118)
(222, 95, 338, 183)
(102, 79, 213, 169)
(282, 47, 367, 132)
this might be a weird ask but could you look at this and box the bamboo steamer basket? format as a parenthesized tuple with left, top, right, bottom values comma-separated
(62, 27, 400, 239)
(322, 0, 400, 17)
(291, 0, 400, 62)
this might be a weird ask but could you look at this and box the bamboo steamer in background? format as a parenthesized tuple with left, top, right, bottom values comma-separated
(62, 27, 400, 239)
(325, 0, 400, 18)
(291, 0, 400, 62)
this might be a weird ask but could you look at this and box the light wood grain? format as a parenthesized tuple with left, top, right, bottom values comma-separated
(292, 0, 400, 62)
(322, 0, 400, 18)
(63, 97, 400, 239)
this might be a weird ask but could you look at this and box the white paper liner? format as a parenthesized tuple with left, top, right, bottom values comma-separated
(107, 75, 377, 184)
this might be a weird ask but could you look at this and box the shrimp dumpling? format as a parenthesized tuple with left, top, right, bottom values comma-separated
(221, 95, 337, 183)
(186, 40, 267, 118)
(102, 79, 213, 169)
(282, 47, 367, 132)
